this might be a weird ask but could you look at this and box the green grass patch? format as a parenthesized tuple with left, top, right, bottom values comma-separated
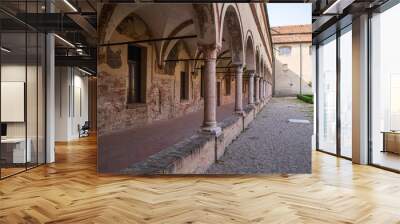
(297, 94, 313, 104)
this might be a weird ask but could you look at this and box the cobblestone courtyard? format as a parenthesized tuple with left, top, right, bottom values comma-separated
(207, 97, 313, 174)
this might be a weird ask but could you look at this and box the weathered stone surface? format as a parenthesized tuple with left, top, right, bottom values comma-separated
(116, 13, 151, 41)
(106, 46, 122, 69)
(121, 133, 215, 174)
(98, 4, 116, 43)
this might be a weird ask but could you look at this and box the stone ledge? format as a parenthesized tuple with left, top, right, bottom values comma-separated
(244, 105, 254, 114)
(121, 133, 215, 174)
(219, 114, 241, 129)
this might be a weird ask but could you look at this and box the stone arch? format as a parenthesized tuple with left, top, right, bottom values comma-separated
(114, 13, 152, 41)
(101, 5, 141, 43)
(218, 49, 230, 58)
(192, 4, 219, 46)
(219, 4, 244, 65)
(264, 63, 268, 80)
(99, 4, 218, 60)
(160, 20, 196, 67)
(98, 4, 117, 44)
(245, 31, 256, 71)
(263, 59, 266, 78)
(164, 41, 189, 76)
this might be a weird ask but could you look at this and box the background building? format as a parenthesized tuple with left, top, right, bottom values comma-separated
(272, 25, 312, 96)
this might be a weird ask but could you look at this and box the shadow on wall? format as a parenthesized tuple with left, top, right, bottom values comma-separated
(274, 59, 313, 97)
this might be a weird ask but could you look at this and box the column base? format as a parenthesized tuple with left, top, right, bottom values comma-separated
(201, 125, 222, 136)
(235, 110, 245, 116)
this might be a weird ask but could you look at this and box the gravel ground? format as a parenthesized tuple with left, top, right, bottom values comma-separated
(207, 97, 313, 174)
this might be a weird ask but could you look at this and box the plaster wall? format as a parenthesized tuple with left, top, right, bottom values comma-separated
(274, 42, 313, 96)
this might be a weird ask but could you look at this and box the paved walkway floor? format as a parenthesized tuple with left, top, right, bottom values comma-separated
(207, 97, 313, 174)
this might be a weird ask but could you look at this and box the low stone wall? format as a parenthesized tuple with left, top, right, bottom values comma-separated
(122, 102, 267, 174)
(243, 106, 255, 129)
(220, 115, 243, 154)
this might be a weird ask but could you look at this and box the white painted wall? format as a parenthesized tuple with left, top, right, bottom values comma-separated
(1, 64, 42, 138)
(1, 82, 25, 122)
(274, 42, 313, 96)
(55, 67, 89, 141)
(1, 63, 46, 164)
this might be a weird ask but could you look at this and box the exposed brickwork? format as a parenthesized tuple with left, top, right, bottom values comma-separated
(98, 40, 237, 136)
(97, 40, 212, 136)
(271, 25, 312, 44)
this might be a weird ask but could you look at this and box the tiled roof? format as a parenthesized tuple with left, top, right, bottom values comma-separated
(271, 25, 312, 44)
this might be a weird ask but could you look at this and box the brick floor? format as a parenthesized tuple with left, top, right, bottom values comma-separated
(207, 97, 313, 174)
(99, 102, 239, 173)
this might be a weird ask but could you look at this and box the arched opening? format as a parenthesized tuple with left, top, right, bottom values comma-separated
(220, 5, 244, 64)
(245, 35, 256, 71)
(255, 49, 260, 75)
(245, 35, 256, 105)
(219, 5, 245, 111)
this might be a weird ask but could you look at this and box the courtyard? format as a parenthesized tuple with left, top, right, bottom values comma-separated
(208, 97, 313, 174)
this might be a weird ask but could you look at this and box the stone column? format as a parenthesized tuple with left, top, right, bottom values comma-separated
(234, 64, 243, 113)
(199, 44, 221, 134)
(255, 75, 260, 103)
(248, 71, 255, 105)
(263, 80, 266, 100)
(260, 79, 264, 101)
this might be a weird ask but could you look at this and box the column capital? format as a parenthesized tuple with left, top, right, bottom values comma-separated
(232, 64, 243, 73)
(198, 43, 222, 60)
(247, 70, 255, 76)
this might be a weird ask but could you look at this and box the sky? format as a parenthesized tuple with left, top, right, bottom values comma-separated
(266, 3, 312, 27)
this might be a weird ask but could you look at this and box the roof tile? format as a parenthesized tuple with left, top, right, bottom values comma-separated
(271, 25, 312, 44)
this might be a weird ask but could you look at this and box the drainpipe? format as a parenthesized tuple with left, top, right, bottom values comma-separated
(300, 43, 303, 95)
